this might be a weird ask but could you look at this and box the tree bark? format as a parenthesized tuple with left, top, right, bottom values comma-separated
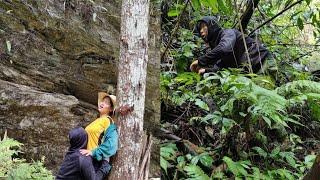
(108, 0, 150, 179)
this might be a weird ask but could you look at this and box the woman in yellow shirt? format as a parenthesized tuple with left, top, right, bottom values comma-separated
(80, 92, 117, 180)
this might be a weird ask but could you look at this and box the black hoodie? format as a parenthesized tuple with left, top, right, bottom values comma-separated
(56, 127, 96, 180)
(195, 16, 269, 73)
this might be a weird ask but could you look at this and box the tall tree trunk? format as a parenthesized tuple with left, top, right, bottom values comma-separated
(108, 0, 150, 179)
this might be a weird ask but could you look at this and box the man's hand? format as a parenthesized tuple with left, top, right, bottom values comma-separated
(80, 149, 92, 156)
(190, 60, 199, 72)
(198, 68, 206, 75)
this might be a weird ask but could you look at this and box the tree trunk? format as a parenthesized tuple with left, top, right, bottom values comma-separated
(239, 0, 260, 32)
(303, 155, 320, 180)
(108, 0, 150, 179)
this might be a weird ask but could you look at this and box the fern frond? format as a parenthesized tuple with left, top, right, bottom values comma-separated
(184, 164, 210, 180)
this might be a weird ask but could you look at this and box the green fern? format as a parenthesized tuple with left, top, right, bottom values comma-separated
(160, 143, 178, 174)
(219, 74, 289, 128)
(0, 133, 23, 178)
(0, 132, 53, 179)
(184, 164, 210, 180)
(277, 80, 320, 97)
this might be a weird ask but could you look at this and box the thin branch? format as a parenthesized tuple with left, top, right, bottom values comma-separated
(249, 0, 304, 36)
(160, 128, 181, 141)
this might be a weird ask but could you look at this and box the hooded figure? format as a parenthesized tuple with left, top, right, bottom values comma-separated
(193, 16, 269, 73)
(56, 127, 96, 180)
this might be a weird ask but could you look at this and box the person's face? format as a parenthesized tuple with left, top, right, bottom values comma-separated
(98, 97, 113, 115)
(200, 22, 208, 40)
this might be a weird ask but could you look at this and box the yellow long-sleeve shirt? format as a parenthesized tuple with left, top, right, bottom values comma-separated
(85, 115, 110, 150)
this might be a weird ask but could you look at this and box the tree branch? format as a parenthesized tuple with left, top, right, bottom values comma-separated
(249, 0, 304, 36)
(270, 43, 320, 47)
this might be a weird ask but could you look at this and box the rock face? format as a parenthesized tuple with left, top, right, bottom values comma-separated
(0, 0, 160, 175)
(0, 79, 97, 169)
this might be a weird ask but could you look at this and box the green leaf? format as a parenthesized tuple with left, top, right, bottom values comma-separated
(285, 155, 296, 168)
(285, 117, 305, 126)
(223, 156, 248, 177)
(211, 171, 226, 179)
(297, 17, 304, 30)
(160, 143, 178, 160)
(168, 9, 180, 17)
(208, 0, 218, 13)
(160, 156, 169, 174)
(252, 167, 262, 178)
(252, 147, 268, 158)
(191, 155, 200, 165)
(201, 0, 218, 13)
(223, 156, 238, 175)
(195, 99, 209, 111)
(183, 50, 193, 57)
(270, 147, 280, 158)
(304, 155, 317, 168)
(199, 153, 213, 167)
(184, 164, 210, 180)
(177, 156, 186, 169)
(262, 116, 272, 127)
(191, 0, 201, 10)
(305, 0, 312, 5)
(217, 0, 230, 14)
(222, 118, 236, 134)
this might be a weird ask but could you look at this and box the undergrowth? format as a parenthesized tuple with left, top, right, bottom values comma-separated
(160, 70, 319, 179)
(0, 132, 54, 180)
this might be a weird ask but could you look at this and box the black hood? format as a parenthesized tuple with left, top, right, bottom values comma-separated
(195, 16, 222, 43)
(56, 127, 88, 179)
(68, 127, 87, 151)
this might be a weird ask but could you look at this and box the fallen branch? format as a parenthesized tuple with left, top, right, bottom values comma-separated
(160, 128, 204, 156)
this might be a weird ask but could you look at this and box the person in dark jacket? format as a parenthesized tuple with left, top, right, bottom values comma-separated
(56, 127, 96, 180)
(190, 16, 269, 74)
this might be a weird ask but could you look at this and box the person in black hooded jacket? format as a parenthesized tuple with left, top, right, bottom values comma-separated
(190, 16, 269, 74)
(56, 127, 96, 180)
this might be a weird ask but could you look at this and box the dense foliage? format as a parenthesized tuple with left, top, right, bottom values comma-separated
(0, 132, 54, 180)
(160, 0, 320, 179)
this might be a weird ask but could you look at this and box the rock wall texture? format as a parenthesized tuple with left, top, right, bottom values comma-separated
(0, 0, 160, 176)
